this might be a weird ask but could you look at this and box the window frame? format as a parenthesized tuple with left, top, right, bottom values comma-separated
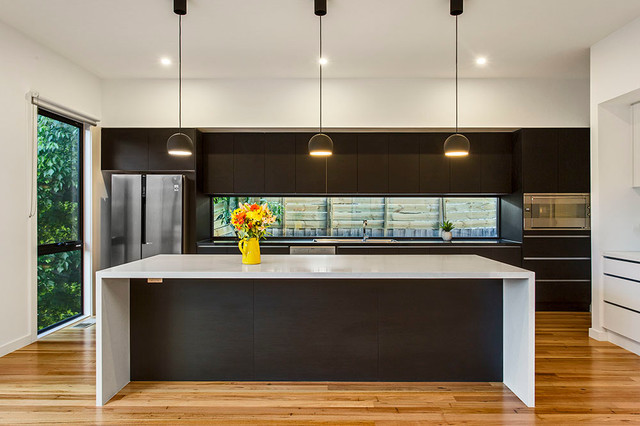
(36, 108, 85, 334)
(210, 196, 501, 241)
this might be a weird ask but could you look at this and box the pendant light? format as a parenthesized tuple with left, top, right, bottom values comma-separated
(167, 0, 194, 156)
(308, 0, 333, 156)
(444, 0, 470, 157)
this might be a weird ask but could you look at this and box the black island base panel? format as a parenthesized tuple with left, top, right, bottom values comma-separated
(130, 278, 503, 382)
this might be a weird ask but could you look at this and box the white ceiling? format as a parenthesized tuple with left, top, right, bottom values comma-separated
(1, 0, 640, 80)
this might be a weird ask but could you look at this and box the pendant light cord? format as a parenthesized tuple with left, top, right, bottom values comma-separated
(455, 15, 458, 134)
(179, 15, 183, 132)
(319, 15, 323, 134)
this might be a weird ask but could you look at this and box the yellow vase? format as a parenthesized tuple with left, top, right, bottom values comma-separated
(238, 238, 261, 265)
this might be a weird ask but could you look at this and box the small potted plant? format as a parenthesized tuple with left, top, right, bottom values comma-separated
(440, 220, 455, 241)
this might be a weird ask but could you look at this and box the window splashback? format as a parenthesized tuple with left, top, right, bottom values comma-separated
(212, 197, 498, 239)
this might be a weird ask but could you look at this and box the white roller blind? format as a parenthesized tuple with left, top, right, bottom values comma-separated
(30, 92, 99, 126)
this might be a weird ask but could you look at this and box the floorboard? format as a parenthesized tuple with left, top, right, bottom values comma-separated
(0, 312, 639, 424)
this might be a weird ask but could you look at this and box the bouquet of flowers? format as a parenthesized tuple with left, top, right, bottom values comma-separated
(231, 203, 277, 240)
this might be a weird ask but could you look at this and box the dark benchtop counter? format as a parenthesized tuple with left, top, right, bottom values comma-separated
(198, 239, 521, 247)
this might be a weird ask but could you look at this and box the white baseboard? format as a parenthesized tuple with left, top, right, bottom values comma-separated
(589, 327, 608, 341)
(605, 329, 640, 356)
(0, 334, 35, 358)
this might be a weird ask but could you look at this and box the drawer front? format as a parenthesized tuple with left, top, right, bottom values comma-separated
(522, 259, 591, 280)
(522, 235, 590, 257)
(535, 280, 591, 312)
(604, 302, 640, 342)
(604, 275, 640, 313)
(604, 257, 640, 280)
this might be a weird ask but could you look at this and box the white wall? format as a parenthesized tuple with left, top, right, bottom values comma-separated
(0, 21, 101, 356)
(590, 16, 640, 351)
(102, 77, 589, 128)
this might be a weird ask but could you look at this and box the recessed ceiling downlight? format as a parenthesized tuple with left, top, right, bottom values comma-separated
(319, 57, 328, 66)
(476, 56, 487, 66)
(160, 57, 172, 66)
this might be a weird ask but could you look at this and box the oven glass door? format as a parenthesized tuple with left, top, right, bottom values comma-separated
(527, 194, 590, 229)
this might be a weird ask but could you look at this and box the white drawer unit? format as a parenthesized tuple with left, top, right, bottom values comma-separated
(603, 256, 640, 280)
(603, 303, 640, 343)
(602, 253, 640, 343)
(604, 275, 640, 313)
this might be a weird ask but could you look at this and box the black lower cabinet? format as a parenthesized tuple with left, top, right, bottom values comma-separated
(130, 278, 504, 381)
(535, 281, 591, 312)
(254, 280, 378, 380)
(378, 280, 503, 381)
(130, 279, 254, 380)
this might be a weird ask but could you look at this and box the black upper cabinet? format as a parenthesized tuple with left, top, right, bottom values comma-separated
(327, 133, 358, 193)
(203, 133, 234, 194)
(520, 128, 590, 193)
(449, 134, 482, 193)
(558, 128, 590, 193)
(478, 133, 513, 194)
(295, 133, 327, 194)
(101, 128, 149, 171)
(521, 129, 559, 193)
(357, 134, 389, 193)
(102, 128, 198, 172)
(420, 134, 450, 193)
(389, 134, 420, 193)
(234, 133, 265, 194)
(264, 133, 296, 194)
(148, 128, 197, 171)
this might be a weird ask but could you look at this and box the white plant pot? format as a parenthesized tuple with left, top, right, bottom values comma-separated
(441, 231, 453, 241)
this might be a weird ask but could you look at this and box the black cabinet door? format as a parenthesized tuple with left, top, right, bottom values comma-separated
(254, 280, 378, 380)
(203, 133, 234, 194)
(388, 134, 420, 193)
(327, 133, 358, 193)
(234, 133, 265, 194)
(357, 134, 389, 193)
(378, 280, 503, 381)
(295, 133, 327, 194)
(130, 279, 254, 380)
(449, 134, 482, 193)
(419, 134, 450, 193)
(264, 133, 296, 194)
(478, 133, 513, 194)
(101, 128, 148, 170)
(148, 128, 196, 171)
(521, 129, 559, 193)
(558, 128, 590, 193)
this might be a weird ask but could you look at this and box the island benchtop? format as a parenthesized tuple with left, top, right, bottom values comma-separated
(96, 254, 534, 280)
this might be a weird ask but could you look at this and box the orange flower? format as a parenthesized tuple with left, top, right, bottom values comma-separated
(250, 204, 260, 211)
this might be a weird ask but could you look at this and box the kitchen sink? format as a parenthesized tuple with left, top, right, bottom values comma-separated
(313, 238, 398, 243)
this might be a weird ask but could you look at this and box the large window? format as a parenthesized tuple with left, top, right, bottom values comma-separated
(213, 197, 498, 239)
(36, 109, 84, 333)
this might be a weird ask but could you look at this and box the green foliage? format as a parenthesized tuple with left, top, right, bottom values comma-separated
(36, 115, 82, 330)
(439, 220, 455, 232)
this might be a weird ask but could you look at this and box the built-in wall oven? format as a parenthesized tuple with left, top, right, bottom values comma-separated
(523, 193, 590, 230)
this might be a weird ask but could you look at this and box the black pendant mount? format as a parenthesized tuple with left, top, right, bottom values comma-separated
(450, 0, 463, 16)
(174, 0, 187, 15)
(315, 0, 327, 16)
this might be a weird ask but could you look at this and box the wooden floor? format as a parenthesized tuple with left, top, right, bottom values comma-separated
(0, 313, 639, 424)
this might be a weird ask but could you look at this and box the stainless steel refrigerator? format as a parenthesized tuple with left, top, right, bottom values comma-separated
(110, 174, 184, 266)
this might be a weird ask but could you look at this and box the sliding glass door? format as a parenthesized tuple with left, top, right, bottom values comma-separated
(36, 109, 84, 333)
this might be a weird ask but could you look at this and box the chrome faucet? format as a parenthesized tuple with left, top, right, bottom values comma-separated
(362, 220, 368, 242)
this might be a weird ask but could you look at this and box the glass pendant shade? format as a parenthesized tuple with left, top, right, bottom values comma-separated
(444, 133, 470, 157)
(308, 133, 333, 156)
(167, 132, 194, 156)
